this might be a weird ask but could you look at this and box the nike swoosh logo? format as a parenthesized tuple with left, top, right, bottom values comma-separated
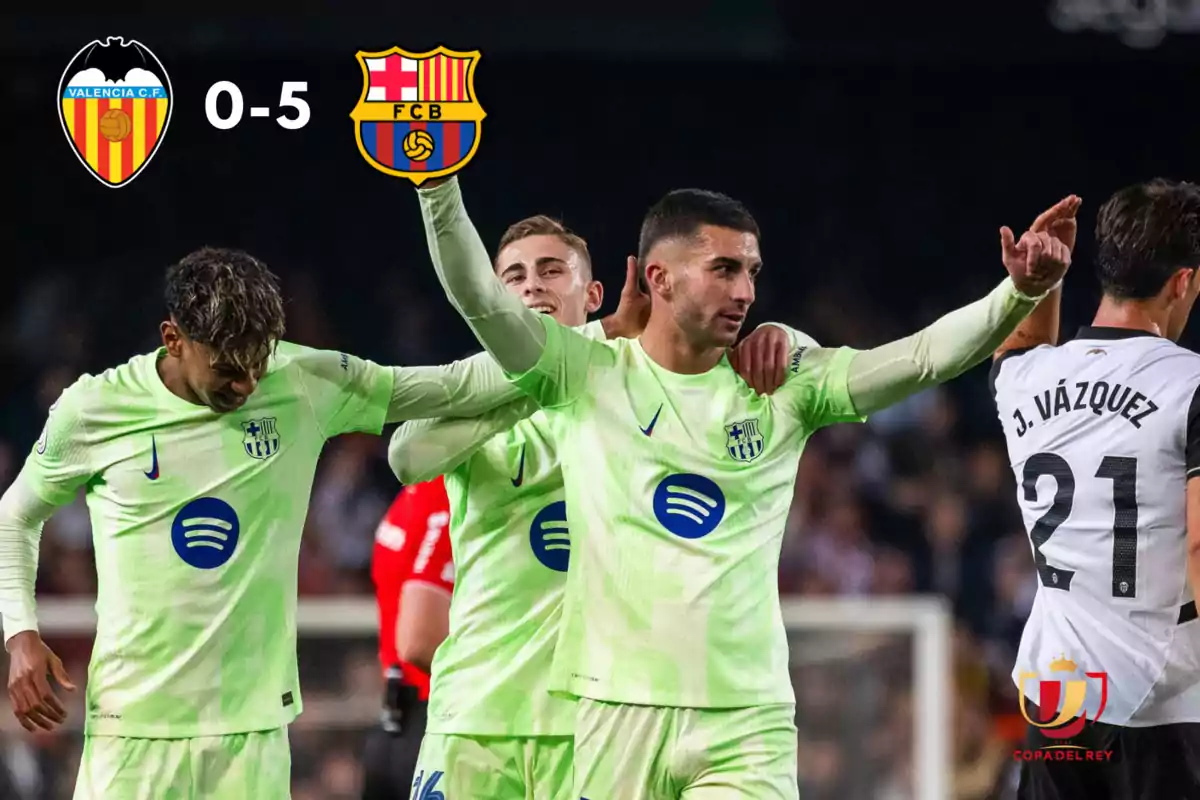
(510, 444, 526, 487)
(144, 435, 160, 480)
(640, 404, 663, 437)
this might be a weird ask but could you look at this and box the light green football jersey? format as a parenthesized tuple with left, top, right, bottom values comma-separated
(512, 316, 864, 708)
(24, 342, 393, 738)
(429, 319, 606, 737)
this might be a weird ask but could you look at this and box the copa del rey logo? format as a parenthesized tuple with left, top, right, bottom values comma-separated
(57, 37, 172, 187)
(1014, 656, 1113, 763)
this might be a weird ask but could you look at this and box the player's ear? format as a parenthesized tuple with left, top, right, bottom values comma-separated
(644, 261, 670, 298)
(160, 320, 184, 357)
(1173, 267, 1196, 301)
(584, 279, 603, 315)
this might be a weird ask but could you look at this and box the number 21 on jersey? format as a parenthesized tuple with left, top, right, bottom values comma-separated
(1022, 452, 1138, 598)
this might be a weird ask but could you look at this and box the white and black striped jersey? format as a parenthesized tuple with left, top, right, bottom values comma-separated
(991, 326, 1200, 726)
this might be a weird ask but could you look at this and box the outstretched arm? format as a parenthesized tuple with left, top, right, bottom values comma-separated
(418, 177, 547, 374)
(385, 351, 523, 424)
(389, 397, 539, 485)
(386, 311, 633, 425)
(290, 344, 525, 435)
(847, 277, 1044, 415)
(388, 317, 613, 482)
(846, 214, 1073, 416)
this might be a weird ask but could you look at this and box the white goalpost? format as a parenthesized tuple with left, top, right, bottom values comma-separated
(782, 596, 953, 800)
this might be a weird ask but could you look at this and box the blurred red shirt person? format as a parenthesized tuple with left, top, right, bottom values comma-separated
(364, 477, 454, 798)
(371, 477, 454, 700)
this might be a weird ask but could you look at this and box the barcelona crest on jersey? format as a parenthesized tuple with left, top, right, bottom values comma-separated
(242, 418, 281, 460)
(725, 419, 765, 463)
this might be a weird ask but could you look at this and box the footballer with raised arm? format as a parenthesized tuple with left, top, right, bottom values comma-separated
(390, 211, 796, 799)
(416, 176, 1073, 798)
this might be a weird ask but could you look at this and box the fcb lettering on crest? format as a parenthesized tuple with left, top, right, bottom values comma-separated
(57, 36, 172, 188)
(242, 418, 281, 460)
(725, 419, 765, 463)
(349, 45, 486, 185)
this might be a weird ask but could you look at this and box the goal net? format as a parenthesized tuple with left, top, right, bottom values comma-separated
(0, 596, 951, 799)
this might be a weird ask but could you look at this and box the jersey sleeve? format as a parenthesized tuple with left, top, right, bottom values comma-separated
(509, 314, 613, 409)
(389, 396, 539, 485)
(420, 178, 548, 376)
(774, 345, 866, 430)
(405, 480, 455, 592)
(387, 351, 524, 423)
(1187, 383, 1200, 479)
(24, 379, 95, 507)
(844, 277, 1040, 415)
(755, 321, 820, 351)
(0, 473, 59, 642)
(291, 346, 394, 439)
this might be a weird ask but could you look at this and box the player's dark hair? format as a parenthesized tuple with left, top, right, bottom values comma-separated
(496, 215, 592, 278)
(164, 247, 286, 371)
(1095, 178, 1200, 300)
(637, 189, 760, 262)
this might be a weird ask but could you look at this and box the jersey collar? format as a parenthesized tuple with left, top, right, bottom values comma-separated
(1073, 325, 1161, 341)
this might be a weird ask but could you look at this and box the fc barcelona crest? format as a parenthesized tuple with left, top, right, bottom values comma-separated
(242, 418, 281, 460)
(349, 45, 486, 185)
(58, 37, 172, 188)
(725, 419, 765, 463)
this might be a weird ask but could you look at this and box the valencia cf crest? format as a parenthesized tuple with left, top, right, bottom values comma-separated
(242, 418, 281, 460)
(58, 36, 172, 188)
(349, 45, 486, 185)
(725, 419, 765, 463)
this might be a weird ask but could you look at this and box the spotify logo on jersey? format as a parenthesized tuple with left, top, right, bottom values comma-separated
(171, 497, 240, 569)
(529, 501, 571, 572)
(653, 473, 726, 539)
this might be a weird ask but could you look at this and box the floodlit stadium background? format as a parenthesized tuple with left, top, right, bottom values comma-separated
(2, 6, 1199, 798)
